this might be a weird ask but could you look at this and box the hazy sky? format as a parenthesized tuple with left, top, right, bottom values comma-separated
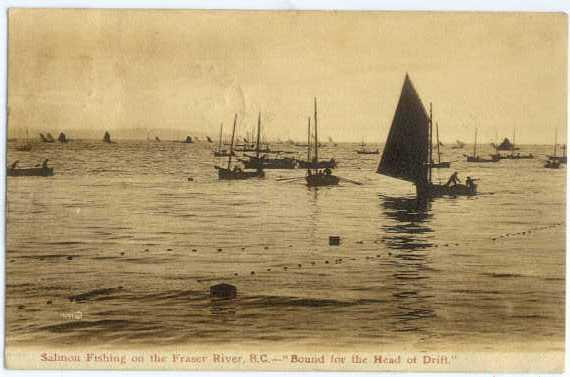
(8, 9, 567, 143)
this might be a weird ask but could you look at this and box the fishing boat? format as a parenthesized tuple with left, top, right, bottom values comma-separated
(545, 130, 565, 168)
(39, 133, 54, 143)
(494, 137, 519, 151)
(493, 129, 533, 159)
(306, 98, 339, 187)
(215, 113, 264, 180)
(377, 74, 477, 198)
(7, 160, 54, 177)
(465, 128, 499, 163)
(297, 110, 338, 170)
(431, 122, 450, 168)
(213, 124, 234, 157)
(16, 129, 33, 151)
(103, 131, 112, 143)
(356, 140, 379, 155)
(239, 115, 297, 169)
(58, 132, 68, 143)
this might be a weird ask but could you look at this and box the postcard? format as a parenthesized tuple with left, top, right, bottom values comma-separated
(4, 8, 567, 372)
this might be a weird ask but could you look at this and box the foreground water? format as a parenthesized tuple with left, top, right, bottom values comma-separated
(6, 140, 565, 352)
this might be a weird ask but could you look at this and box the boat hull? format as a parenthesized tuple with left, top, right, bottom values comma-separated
(305, 174, 340, 187)
(7, 167, 54, 177)
(298, 160, 337, 169)
(356, 150, 379, 155)
(431, 161, 451, 168)
(428, 183, 476, 197)
(215, 166, 264, 180)
(466, 155, 499, 163)
(242, 158, 297, 169)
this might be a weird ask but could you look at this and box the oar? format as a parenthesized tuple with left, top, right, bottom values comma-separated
(338, 176, 363, 185)
(276, 176, 305, 182)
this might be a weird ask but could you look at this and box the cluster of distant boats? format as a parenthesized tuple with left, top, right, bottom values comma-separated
(8, 74, 566, 199)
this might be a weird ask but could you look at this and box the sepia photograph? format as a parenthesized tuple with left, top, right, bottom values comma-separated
(4, 8, 567, 372)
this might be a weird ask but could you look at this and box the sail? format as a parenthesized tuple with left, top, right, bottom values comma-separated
(497, 137, 514, 150)
(377, 74, 429, 184)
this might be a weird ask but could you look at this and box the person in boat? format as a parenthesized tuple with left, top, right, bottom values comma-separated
(42, 159, 49, 169)
(324, 167, 332, 176)
(466, 176, 478, 190)
(444, 171, 460, 187)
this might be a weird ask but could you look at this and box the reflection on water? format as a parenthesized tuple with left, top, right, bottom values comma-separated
(380, 195, 436, 336)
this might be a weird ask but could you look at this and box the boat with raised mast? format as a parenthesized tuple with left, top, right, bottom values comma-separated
(213, 123, 233, 156)
(356, 140, 379, 154)
(306, 98, 339, 186)
(377, 74, 477, 198)
(545, 129, 565, 168)
(103, 131, 112, 143)
(465, 128, 499, 163)
(431, 121, 450, 168)
(215, 113, 264, 179)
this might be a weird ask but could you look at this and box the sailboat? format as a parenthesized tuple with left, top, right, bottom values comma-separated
(306, 98, 339, 187)
(465, 128, 499, 163)
(297, 104, 337, 170)
(377, 74, 477, 198)
(16, 129, 32, 151)
(431, 122, 450, 168)
(328, 137, 337, 147)
(213, 123, 233, 157)
(356, 140, 379, 154)
(103, 131, 112, 143)
(545, 129, 565, 168)
(215, 114, 264, 180)
(494, 129, 533, 159)
(58, 132, 68, 143)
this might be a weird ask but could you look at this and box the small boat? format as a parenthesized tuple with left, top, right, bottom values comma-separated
(155, 136, 161, 142)
(213, 124, 234, 156)
(215, 113, 264, 180)
(16, 129, 33, 151)
(356, 141, 379, 154)
(206, 136, 213, 143)
(493, 129, 533, 159)
(494, 137, 519, 151)
(7, 160, 54, 177)
(58, 132, 68, 143)
(328, 137, 337, 147)
(306, 98, 339, 187)
(377, 74, 477, 198)
(184, 136, 193, 144)
(545, 130, 565, 168)
(39, 133, 54, 143)
(465, 128, 499, 163)
(431, 122, 451, 168)
(103, 131, 112, 143)
(297, 113, 338, 170)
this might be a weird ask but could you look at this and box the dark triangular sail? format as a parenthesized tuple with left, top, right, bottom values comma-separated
(377, 74, 429, 185)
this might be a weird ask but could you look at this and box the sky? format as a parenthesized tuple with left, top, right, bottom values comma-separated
(7, 9, 568, 143)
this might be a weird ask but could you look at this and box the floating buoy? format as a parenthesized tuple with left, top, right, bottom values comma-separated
(67, 256, 73, 260)
(167, 248, 173, 251)
(250, 271, 255, 275)
(329, 236, 341, 246)
(187, 177, 194, 181)
(298, 264, 302, 268)
(264, 246, 269, 250)
(120, 252, 125, 256)
(311, 262, 315, 265)
(325, 260, 329, 264)
(283, 267, 288, 270)
(46, 300, 52, 305)
(234, 273, 238, 276)
(192, 249, 197, 252)
(267, 268, 271, 272)
(210, 283, 237, 299)
(217, 248, 222, 252)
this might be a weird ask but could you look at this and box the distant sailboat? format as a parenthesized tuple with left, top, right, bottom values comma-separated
(377, 74, 477, 198)
(431, 122, 450, 168)
(103, 131, 112, 143)
(58, 132, 68, 143)
(184, 136, 193, 144)
(213, 123, 233, 157)
(465, 128, 499, 163)
(206, 136, 213, 143)
(356, 140, 379, 154)
(328, 136, 337, 147)
(155, 136, 161, 142)
(545, 129, 565, 168)
(16, 129, 32, 151)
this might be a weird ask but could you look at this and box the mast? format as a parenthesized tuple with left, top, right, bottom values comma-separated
(473, 128, 478, 158)
(256, 112, 261, 159)
(307, 117, 311, 163)
(554, 128, 558, 157)
(218, 123, 223, 150)
(227, 114, 237, 170)
(428, 103, 433, 184)
(314, 97, 318, 168)
(436, 121, 441, 164)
